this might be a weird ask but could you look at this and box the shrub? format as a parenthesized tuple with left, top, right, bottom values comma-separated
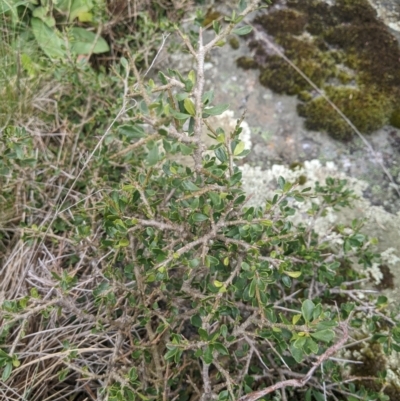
(1, 1, 400, 401)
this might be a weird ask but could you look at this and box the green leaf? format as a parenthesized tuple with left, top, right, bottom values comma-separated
(215, 147, 228, 162)
(188, 70, 196, 84)
(31, 18, 65, 59)
(2, 362, 12, 381)
(193, 213, 208, 222)
(189, 258, 200, 268)
(158, 71, 168, 84)
(209, 192, 221, 207)
(214, 342, 229, 356)
(205, 255, 219, 267)
(69, 27, 109, 55)
(233, 141, 245, 156)
(290, 344, 304, 363)
(203, 346, 213, 364)
(146, 145, 159, 166)
(238, 0, 247, 13)
(203, 103, 229, 116)
(277, 176, 285, 190)
(56, 0, 94, 22)
(184, 98, 196, 116)
(182, 180, 200, 191)
(180, 143, 193, 155)
(191, 314, 202, 327)
(248, 277, 257, 298)
(232, 25, 252, 36)
(304, 337, 319, 354)
(169, 108, 191, 120)
(118, 124, 146, 139)
(58, 368, 69, 381)
(32, 6, 56, 27)
(212, 20, 220, 34)
(281, 275, 291, 287)
(310, 329, 335, 343)
(129, 367, 138, 382)
(301, 299, 315, 323)
(284, 271, 302, 278)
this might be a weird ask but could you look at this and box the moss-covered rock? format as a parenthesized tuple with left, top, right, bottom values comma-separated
(254, 9, 307, 36)
(229, 36, 240, 50)
(238, 0, 400, 138)
(259, 35, 338, 95)
(297, 86, 393, 140)
(235, 56, 258, 70)
(390, 109, 400, 129)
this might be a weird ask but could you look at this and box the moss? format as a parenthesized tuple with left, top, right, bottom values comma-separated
(297, 91, 312, 102)
(375, 265, 395, 290)
(258, 35, 337, 95)
(297, 86, 393, 140)
(229, 36, 240, 50)
(298, 175, 307, 185)
(350, 342, 400, 401)
(390, 109, 400, 129)
(249, 0, 400, 137)
(287, 0, 337, 36)
(337, 70, 353, 85)
(236, 56, 258, 70)
(332, 0, 378, 24)
(202, 8, 222, 28)
(254, 9, 307, 36)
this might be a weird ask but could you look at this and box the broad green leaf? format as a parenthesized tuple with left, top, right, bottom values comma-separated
(248, 277, 257, 298)
(293, 336, 306, 349)
(117, 238, 129, 247)
(233, 141, 245, 156)
(191, 314, 202, 327)
(212, 20, 220, 34)
(182, 180, 200, 191)
(118, 124, 145, 139)
(77, 11, 92, 22)
(31, 18, 65, 59)
(310, 329, 335, 343)
(214, 280, 224, 288)
(205, 255, 219, 267)
(169, 108, 191, 120)
(277, 176, 285, 190)
(179, 143, 193, 155)
(301, 299, 315, 323)
(129, 367, 138, 382)
(158, 71, 168, 84)
(146, 145, 159, 166)
(32, 6, 56, 27)
(183, 98, 196, 116)
(281, 275, 291, 287)
(55, 0, 94, 22)
(238, 0, 247, 13)
(203, 103, 229, 116)
(292, 314, 301, 325)
(284, 271, 302, 278)
(215, 147, 228, 162)
(214, 342, 229, 356)
(202, 90, 214, 105)
(203, 346, 213, 364)
(69, 27, 109, 54)
(2, 362, 12, 381)
(290, 344, 304, 363)
(193, 213, 208, 222)
(304, 338, 318, 354)
(209, 192, 221, 207)
(232, 25, 252, 36)
(188, 70, 196, 84)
